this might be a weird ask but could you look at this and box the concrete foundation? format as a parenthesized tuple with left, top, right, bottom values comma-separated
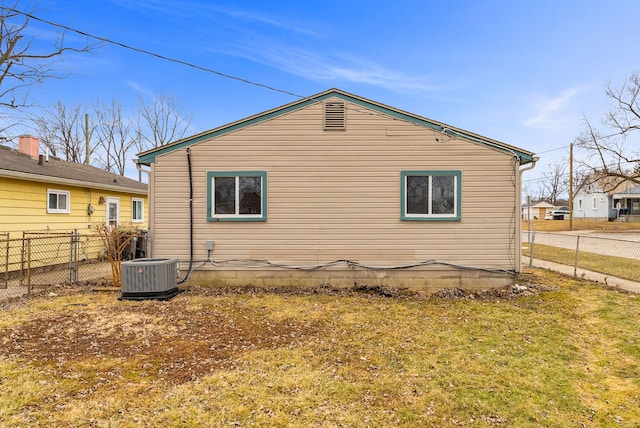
(185, 267, 517, 294)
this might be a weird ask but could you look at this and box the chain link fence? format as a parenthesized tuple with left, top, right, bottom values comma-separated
(524, 231, 640, 293)
(0, 230, 148, 300)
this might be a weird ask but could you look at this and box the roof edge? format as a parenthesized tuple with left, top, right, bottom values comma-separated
(137, 88, 535, 165)
(0, 169, 147, 195)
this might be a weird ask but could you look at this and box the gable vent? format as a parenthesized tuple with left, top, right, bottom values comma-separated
(324, 102, 346, 130)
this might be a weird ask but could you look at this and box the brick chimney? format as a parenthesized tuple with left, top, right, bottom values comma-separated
(18, 135, 39, 159)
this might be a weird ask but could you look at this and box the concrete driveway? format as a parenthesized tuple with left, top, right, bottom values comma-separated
(524, 231, 640, 260)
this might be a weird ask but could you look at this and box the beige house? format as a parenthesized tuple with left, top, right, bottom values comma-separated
(137, 89, 536, 292)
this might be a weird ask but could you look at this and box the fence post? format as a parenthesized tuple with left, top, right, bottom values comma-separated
(529, 225, 536, 267)
(2, 234, 8, 289)
(70, 230, 79, 284)
(26, 238, 31, 295)
(573, 235, 580, 278)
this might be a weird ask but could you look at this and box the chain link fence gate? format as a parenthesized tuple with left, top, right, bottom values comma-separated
(0, 230, 147, 300)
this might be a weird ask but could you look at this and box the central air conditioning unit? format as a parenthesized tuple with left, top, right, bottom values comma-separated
(120, 258, 180, 300)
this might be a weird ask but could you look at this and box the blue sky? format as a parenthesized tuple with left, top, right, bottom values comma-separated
(6, 0, 640, 192)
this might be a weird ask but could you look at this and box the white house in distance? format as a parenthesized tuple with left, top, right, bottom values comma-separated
(573, 175, 637, 221)
(136, 89, 537, 293)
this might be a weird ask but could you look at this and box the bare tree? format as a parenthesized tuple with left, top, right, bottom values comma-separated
(135, 94, 192, 151)
(32, 100, 96, 163)
(576, 71, 640, 190)
(94, 99, 136, 176)
(538, 159, 569, 205)
(0, 2, 94, 109)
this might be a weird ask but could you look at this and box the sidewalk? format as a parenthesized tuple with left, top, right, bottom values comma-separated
(526, 257, 640, 294)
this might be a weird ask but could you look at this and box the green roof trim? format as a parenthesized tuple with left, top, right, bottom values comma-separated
(137, 89, 535, 165)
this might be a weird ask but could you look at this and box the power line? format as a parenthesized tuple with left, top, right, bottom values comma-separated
(1, 7, 438, 133)
(522, 158, 640, 184)
(536, 145, 570, 155)
(1, 6, 306, 100)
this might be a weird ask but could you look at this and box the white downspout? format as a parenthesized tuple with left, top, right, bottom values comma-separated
(134, 159, 152, 257)
(517, 156, 539, 272)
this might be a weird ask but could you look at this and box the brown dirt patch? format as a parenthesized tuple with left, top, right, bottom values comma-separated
(1, 292, 318, 386)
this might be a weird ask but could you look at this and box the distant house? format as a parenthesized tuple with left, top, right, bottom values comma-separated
(522, 201, 554, 220)
(611, 186, 640, 221)
(573, 175, 637, 221)
(136, 89, 536, 292)
(0, 135, 148, 236)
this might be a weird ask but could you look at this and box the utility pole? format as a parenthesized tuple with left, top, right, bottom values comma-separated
(569, 142, 573, 231)
(85, 113, 90, 165)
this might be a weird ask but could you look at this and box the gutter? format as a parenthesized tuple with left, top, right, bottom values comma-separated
(520, 156, 539, 173)
(0, 169, 147, 195)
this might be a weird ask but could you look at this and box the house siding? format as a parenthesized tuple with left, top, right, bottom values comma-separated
(149, 99, 520, 289)
(573, 190, 610, 221)
(0, 176, 148, 235)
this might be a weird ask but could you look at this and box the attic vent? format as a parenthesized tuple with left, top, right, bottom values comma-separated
(324, 102, 346, 130)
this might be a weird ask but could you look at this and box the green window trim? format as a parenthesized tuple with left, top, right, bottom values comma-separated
(207, 171, 267, 222)
(400, 170, 461, 221)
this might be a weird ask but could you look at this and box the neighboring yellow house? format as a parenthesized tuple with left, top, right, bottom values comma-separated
(0, 135, 148, 237)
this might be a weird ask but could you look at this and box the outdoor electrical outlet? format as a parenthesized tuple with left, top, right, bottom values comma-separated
(206, 241, 214, 250)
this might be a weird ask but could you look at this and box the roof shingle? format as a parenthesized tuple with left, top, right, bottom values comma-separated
(0, 144, 147, 193)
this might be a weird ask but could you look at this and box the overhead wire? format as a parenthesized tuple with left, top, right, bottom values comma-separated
(522, 158, 640, 185)
(0, 6, 306, 100)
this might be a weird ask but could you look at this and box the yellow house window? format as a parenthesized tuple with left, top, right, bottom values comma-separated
(132, 198, 144, 222)
(47, 189, 70, 214)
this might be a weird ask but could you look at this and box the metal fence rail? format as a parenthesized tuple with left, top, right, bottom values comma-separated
(524, 231, 640, 293)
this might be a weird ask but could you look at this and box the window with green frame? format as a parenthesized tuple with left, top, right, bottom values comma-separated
(207, 171, 267, 221)
(400, 170, 461, 220)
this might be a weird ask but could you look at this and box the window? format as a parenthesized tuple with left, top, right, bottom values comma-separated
(592, 197, 597, 210)
(132, 198, 144, 222)
(47, 189, 70, 214)
(578, 199, 583, 210)
(401, 171, 461, 220)
(207, 171, 267, 221)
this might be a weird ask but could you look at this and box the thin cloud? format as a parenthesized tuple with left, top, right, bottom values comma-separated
(522, 86, 588, 128)
(208, 5, 325, 39)
(107, 0, 324, 39)
(215, 39, 453, 94)
(108, 1, 453, 94)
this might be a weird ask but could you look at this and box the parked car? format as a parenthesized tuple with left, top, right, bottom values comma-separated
(550, 206, 570, 220)
(608, 207, 629, 221)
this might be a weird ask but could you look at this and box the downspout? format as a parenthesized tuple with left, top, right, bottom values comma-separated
(518, 156, 539, 272)
(519, 156, 539, 174)
(178, 148, 194, 284)
(134, 159, 152, 258)
(134, 159, 151, 177)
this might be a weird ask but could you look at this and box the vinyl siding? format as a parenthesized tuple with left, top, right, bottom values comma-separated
(150, 99, 519, 271)
(0, 176, 148, 235)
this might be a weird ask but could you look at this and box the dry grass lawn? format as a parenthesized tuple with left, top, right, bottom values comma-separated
(523, 243, 640, 282)
(1, 269, 639, 427)
(523, 219, 640, 233)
